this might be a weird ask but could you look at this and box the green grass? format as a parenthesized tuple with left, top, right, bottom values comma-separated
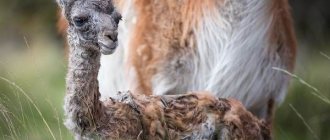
(0, 36, 329, 139)
(275, 51, 330, 140)
(0, 36, 72, 140)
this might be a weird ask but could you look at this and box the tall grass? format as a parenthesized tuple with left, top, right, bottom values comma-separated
(273, 67, 330, 104)
(0, 77, 56, 140)
(0, 36, 72, 140)
(274, 51, 330, 140)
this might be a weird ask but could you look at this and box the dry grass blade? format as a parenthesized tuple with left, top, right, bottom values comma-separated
(0, 77, 57, 140)
(320, 52, 330, 60)
(273, 67, 330, 104)
(46, 100, 63, 140)
(0, 103, 19, 139)
(289, 104, 319, 140)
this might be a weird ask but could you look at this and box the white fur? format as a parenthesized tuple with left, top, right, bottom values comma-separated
(151, 0, 290, 114)
(99, 0, 291, 116)
(191, 0, 289, 112)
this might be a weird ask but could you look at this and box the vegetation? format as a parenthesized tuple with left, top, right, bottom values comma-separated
(275, 50, 330, 140)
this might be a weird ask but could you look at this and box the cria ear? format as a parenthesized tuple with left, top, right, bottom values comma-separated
(56, 0, 75, 16)
(56, 0, 66, 9)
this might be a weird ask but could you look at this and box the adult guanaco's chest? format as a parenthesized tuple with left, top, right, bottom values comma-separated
(97, 0, 296, 116)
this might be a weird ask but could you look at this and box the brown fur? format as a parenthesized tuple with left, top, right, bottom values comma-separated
(127, 0, 224, 95)
(266, 0, 297, 129)
(129, 0, 187, 95)
(57, 10, 69, 57)
(269, 0, 297, 71)
(128, 91, 270, 139)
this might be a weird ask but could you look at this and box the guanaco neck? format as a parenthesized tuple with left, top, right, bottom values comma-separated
(65, 44, 105, 133)
(65, 43, 144, 138)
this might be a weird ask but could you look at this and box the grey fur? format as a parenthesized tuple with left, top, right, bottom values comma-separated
(60, 0, 121, 55)
(58, 0, 141, 139)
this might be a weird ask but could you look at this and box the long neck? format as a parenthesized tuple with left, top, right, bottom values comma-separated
(65, 44, 105, 133)
(65, 43, 145, 139)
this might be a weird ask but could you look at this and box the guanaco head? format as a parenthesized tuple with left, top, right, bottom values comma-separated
(56, 0, 122, 55)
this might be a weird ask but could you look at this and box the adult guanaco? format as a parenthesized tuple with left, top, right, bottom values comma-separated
(58, 0, 296, 124)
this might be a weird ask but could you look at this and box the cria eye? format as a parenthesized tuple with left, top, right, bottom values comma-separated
(73, 16, 89, 27)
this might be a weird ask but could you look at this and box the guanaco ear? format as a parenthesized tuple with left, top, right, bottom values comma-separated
(56, 0, 75, 18)
(56, 0, 66, 9)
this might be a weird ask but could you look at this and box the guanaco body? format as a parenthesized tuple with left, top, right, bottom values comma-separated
(58, 0, 296, 120)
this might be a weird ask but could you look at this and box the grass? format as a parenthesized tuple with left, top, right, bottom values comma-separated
(274, 50, 330, 140)
(289, 104, 319, 140)
(0, 35, 329, 139)
(273, 67, 330, 104)
(0, 35, 72, 140)
(0, 77, 56, 140)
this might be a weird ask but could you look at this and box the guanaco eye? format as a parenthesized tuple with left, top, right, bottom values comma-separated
(73, 16, 89, 27)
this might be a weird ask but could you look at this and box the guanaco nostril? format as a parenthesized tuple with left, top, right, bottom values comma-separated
(105, 32, 118, 42)
(113, 12, 122, 24)
(115, 15, 122, 24)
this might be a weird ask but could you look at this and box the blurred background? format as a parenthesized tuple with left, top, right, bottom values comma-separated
(0, 0, 329, 139)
